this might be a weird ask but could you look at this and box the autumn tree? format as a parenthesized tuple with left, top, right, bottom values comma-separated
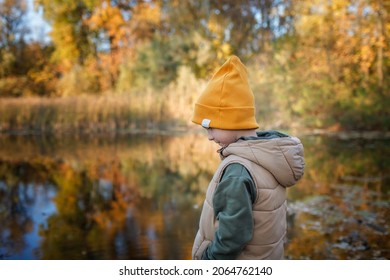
(0, 0, 54, 96)
(0, 0, 28, 95)
(266, 0, 389, 129)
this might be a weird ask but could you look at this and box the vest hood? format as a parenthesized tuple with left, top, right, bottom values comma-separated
(220, 131, 305, 187)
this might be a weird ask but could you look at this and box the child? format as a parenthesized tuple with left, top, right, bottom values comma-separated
(191, 55, 305, 260)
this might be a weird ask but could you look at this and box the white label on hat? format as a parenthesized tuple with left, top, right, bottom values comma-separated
(201, 119, 211, 128)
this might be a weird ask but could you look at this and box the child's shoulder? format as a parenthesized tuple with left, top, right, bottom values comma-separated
(222, 162, 251, 179)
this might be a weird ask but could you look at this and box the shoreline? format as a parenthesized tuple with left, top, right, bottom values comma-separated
(1, 126, 390, 140)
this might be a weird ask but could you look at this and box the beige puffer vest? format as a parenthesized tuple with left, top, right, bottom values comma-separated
(192, 135, 304, 260)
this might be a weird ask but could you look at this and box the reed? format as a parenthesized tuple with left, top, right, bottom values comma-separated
(0, 95, 152, 134)
(0, 95, 124, 133)
(0, 67, 206, 134)
(0, 88, 201, 135)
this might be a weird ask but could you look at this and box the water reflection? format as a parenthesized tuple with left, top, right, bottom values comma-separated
(0, 133, 389, 259)
(286, 136, 390, 259)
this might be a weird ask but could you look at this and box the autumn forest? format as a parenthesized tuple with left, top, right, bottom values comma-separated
(0, 0, 389, 132)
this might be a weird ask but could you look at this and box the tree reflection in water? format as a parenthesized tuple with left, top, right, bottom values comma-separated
(0, 133, 388, 259)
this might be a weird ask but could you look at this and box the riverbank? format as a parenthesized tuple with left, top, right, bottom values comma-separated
(0, 95, 191, 135)
(1, 96, 389, 139)
(299, 129, 390, 140)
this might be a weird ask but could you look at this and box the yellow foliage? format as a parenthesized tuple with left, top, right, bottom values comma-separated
(87, 1, 126, 47)
(207, 14, 223, 35)
(132, 2, 161, 25)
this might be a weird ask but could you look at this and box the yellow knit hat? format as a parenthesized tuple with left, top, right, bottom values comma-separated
(192, 55, 259, 130)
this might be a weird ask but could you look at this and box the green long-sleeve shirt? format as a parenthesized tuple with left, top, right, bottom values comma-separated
(202, 163, 257, 260)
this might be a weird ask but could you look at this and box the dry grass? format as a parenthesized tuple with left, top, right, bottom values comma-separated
(0, 67, 206, 134)
(0, 89, 201, 135)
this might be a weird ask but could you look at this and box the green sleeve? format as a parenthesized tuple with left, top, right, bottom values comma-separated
(202, 163, 257, 260)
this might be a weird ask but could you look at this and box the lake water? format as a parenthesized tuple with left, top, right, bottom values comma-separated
(0, 132, 389, 259)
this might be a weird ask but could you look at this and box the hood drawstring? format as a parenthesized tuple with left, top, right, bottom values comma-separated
(217, 146, 227, 160)
(217, 137, 242, 160)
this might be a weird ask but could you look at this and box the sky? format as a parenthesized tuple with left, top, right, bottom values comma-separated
(25, 0, 51, 43)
